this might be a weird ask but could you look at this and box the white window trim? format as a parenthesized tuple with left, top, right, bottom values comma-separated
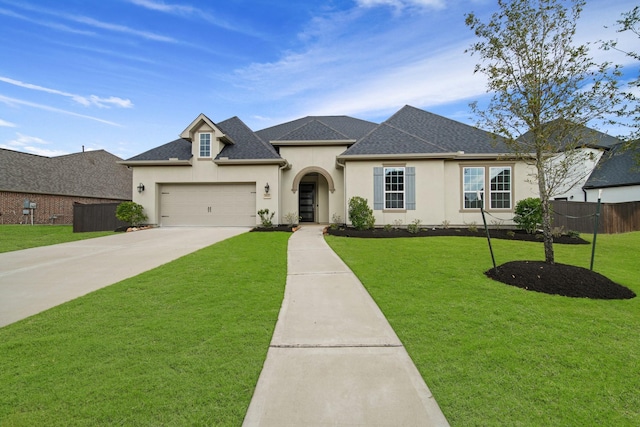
(384, 166, 405, 210)
(462, 166, 485, 210)
(489, 166, 512, 210)
(199, 133, 212, 158)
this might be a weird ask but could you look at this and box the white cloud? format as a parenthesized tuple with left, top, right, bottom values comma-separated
(0, 118, 16, 127)
(0, 94, 122, 126)
(0, 7, 95, 35)
(128, 0, 195, 14)
(356, 0, 445, 11)
(0, 76, 133, 109)
(0, 132, 69, 156)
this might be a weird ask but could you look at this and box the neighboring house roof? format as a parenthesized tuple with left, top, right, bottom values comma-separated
(256, 116, 378, 142)
(342, 105, 508, 156)
(216, 116, 281, 160)
(584, 143, 640, 189)
(518, 120, 621, 150)
(0, 148, 132, 199)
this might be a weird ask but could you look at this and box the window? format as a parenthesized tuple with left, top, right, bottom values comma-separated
(490, 167, 511, 209)
(384, 167, 404, 209)
(463, 167, 484, 209)
(463, 166, 512, 210)
(199, 133, 211, 157)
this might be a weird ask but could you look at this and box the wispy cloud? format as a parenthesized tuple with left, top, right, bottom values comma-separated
(0, 94, 122, 126)
(0, 118, 16, 127)
(1, 133, 69, 156)
(2, 0, 176, 42)
(128, 0, 196, 15)
(356, 0, 445, 10)
(0, 76, 133, 108)
(0, 7, 95, 35)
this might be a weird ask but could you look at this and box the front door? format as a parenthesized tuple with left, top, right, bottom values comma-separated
(299, 183, 315, 222)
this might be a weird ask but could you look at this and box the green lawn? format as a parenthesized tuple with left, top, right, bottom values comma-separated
(326, 232, 640, 426)
(0, 225, 114, 253)
(0, 232, 290, 426)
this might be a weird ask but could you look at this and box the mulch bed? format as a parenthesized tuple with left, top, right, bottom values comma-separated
(485, 261, 636, 300)
(326, 226, 634, 300)
(325, 227, 589, 244)
(250, 225, 296, 232)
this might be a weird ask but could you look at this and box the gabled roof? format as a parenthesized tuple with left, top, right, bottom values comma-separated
(256, 116, 377, 142)
(125, 138, 192, 162)
(215, 116, 281, 160)
(341, 105, 508, 157)
(0, 148, 132, 199)
(584, 143, 640, 189)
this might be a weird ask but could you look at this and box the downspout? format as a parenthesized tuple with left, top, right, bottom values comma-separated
(335, 159, 346, 226)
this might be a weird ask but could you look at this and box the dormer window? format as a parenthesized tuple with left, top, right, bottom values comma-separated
(199, 133, 211, 157)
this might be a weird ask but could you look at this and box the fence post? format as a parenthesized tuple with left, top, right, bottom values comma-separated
(590, 190, 602, 271)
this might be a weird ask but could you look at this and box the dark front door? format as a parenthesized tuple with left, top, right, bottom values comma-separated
(299, 183, 315, 222)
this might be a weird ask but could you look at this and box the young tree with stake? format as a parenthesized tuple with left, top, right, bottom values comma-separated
(465, 0, 622, 264)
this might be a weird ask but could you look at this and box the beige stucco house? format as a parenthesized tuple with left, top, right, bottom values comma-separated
(121, 105, 540, 228)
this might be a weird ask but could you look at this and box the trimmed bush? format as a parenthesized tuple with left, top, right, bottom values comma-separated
(115, 202, 147, 226)
(513, 197, 542, 234)
(348, 197, 375, 230)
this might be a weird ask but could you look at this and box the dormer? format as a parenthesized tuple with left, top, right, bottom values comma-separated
(179, 113, 234, 159)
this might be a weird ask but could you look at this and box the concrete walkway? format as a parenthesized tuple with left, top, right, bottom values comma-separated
(0, 227, 249, 328)
(243, 225, 449, 426)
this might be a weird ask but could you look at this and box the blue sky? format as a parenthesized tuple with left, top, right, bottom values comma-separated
(0, 0, 637, 159)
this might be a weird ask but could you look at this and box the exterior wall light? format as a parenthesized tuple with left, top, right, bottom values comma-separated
(137, 183, 145, 193)
(265, 183, 270, 194)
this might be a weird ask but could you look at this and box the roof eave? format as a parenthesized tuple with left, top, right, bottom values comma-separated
(336, 152, 517, 164)
(214, 158, 289, 167)
(272, 139, 356, 146)
(118, 159, 192, 166)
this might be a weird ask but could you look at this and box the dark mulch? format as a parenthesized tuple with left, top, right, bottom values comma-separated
(485, 261, 636, 300)
(325, 227, 589, 244)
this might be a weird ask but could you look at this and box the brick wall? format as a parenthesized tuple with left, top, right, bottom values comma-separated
(0, 191, 129, 225)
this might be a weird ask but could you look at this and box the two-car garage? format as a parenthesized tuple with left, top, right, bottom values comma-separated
(159, 183, 256, 226)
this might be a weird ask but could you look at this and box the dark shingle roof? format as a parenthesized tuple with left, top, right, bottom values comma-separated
(0, 148, 132, 199)
(126, 138, 192, 161)
(256, 116, 378, 142)
(216, 116, 281, 160)
(518, 120, 621, 150)
(343, 105, 508, 156)
(584, 143, 640, 189)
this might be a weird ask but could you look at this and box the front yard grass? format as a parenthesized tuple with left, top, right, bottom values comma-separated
(0, 225, 114, 253)
(0, 232, 290, 426)
(326, 232, 640, 426)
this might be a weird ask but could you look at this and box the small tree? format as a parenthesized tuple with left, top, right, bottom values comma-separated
(348, 196, 375, 230)
(513, 198, 543, 234)
(465, 0, 622, 264)
(257, 209, 275, 228)
(116, 202, 147, 226)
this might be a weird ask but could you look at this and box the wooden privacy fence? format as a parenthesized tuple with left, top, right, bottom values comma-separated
(551, 200, 640, 234)
(73, 202, 129, 233)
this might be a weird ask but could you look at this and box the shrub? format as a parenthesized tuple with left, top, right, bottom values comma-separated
(466, 221, 478, 233)
(383, 224, 393, 232)
(330, 213, 342, 230)
(552, 226, 565, 238)
(393, 219, 403, 229)
(283, 212, 298, 227)
(348, 197, 375, 230)
(257, 209, 275, 228)
(441, 220, 451, 229)
(513, 197, 542, 234)
(116, 202, 147, 226)
(407, 218, 422, 234)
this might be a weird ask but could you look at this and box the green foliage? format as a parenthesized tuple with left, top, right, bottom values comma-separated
(407, 218, 422, 234)
(465, 221, 478, 233)
(330, 213, 343, 230)
(348, 197, 375, 230)
(513, 198, 543, 234)
(115, 202, 147, 226)
(383, 224, 393, 232)
(257, 209, 275, 228)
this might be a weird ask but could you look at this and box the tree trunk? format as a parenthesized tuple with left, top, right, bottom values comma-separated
(536, 153, 555, 264)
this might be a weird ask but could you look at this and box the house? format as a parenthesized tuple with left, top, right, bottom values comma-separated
(0, 149, 132, 224)
(583, 142, 640, 203)
(122, 105, 541, 228)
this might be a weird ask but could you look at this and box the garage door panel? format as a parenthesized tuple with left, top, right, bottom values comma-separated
(160, 184, 256, 226)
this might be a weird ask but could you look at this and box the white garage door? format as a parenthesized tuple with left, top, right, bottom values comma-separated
(160, 184, 256, 226)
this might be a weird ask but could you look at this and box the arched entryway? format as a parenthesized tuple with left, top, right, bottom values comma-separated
(291, 167, 335, 223)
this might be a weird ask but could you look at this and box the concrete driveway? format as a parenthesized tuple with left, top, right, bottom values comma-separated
(0, 227, 249, 328)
